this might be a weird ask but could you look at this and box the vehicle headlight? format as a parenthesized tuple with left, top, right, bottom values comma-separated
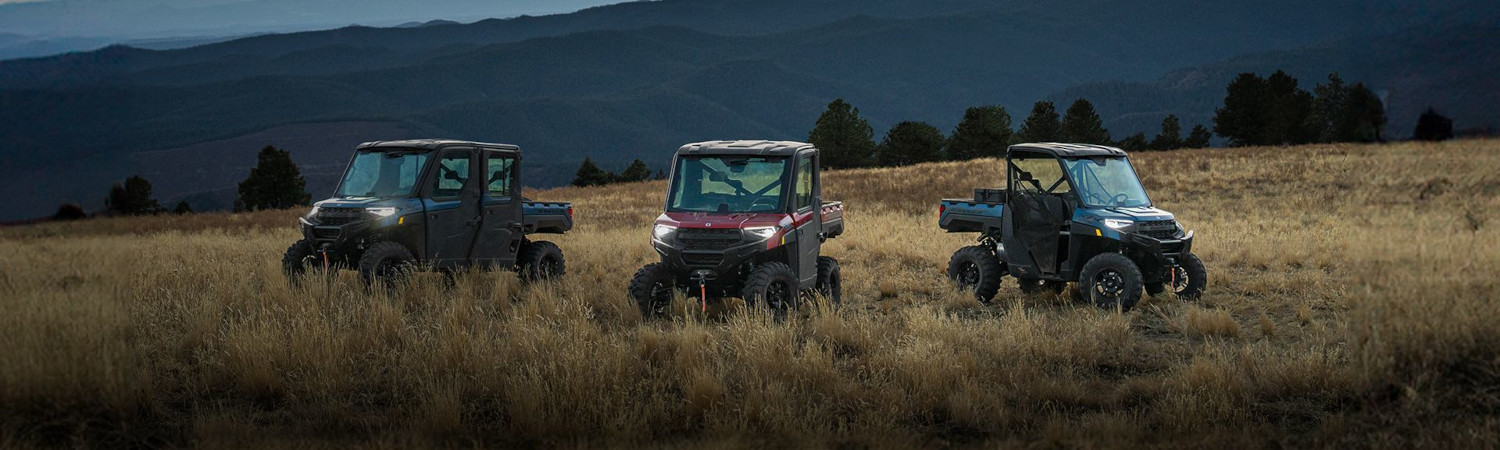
(746, 226, 778, 239)
(653, 224, 676, 240)
(306, 206, 321, 217)
(1103, 219, 1133, 229)
(367, 207, 398, 218)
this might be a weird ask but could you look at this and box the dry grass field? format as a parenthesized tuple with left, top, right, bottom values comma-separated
(2, 140, 1497, 448)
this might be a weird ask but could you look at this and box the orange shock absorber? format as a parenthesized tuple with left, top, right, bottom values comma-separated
(322, 252, 329, 272)
(700, 282, 708, 313)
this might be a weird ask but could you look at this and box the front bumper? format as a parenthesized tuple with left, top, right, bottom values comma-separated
(652, 237, 770, 281)
(299, 217, 377, 252)
(1123, 230, 1194, 262)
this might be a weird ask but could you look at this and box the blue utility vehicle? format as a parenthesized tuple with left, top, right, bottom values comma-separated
(938, 143, 1205, 310)
(283, 140, 572, 287)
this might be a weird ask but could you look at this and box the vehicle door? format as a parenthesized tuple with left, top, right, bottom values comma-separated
(1004, 153, 1069, 277)
(423, 148, 482, 268)
(469, 149, 524, 269)
(789, 151, 822, 288)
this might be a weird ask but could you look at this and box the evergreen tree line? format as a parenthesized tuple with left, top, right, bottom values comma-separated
(91, 145, 311, 217)
(571, 158, 664, 187)
(807, 98, 1213, 169)
(810, 70, 1414, 168)
(1212, 71, 1388, 146)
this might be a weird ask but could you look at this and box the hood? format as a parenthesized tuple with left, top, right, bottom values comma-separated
(316, 197, 408, 209)
(1086, 206, 1175, 222)
(658, 211, 786, 229)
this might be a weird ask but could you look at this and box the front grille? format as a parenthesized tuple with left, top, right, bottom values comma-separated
(682, 253, 725, 267)
(1137, 220, 1179, 240)
(315, 207, 364, 226)
(677, 228, 742, 250)
(312, 227, 341, 240)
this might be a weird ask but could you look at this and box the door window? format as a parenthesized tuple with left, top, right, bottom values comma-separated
(486, 152, 516, 199)
(795, 155, 814, 210)
(1011, 156, 1071, 194)
(430, 152, 471, 199)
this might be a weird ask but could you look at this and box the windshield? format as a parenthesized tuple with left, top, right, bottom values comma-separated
(335, 150, 432, 198)
(668, 156, 788, 213)
(1064, 157, 1150, 208)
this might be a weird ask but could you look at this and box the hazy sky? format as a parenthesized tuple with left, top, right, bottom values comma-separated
(0, 0, 626, 38)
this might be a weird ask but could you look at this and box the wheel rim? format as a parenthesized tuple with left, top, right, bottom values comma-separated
(1169, 267, 1190, 294)
(956, 262, 980, 288)
(647, 282, 671, 315)
(766, 279, 792, 311)
(539, 255, 562, 278)
(376, 258, 408, 285)
(1093, 269, 1125, 298)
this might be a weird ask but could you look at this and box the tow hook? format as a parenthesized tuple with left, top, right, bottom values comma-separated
(692, 270, 714, 313)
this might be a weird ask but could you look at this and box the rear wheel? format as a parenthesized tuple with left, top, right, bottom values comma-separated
(947, 245, 1004, 303)
(815, 256, 842, 307)
(629, 263, 676, 319)
(1079, 253, 1144, 311)
(516, 240, 566, 282)
(742, 262, 799, 319)
(358, 241, 416, 290)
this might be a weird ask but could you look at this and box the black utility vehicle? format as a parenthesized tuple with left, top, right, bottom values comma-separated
(938, 143, 1206, 310)
(629, 140, 845, 317)
(284, 140, 572, 286)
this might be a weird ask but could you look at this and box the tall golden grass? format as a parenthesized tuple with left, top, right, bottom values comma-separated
(1, 140, 1496, 447)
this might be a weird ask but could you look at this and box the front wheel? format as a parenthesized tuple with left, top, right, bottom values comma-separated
(516, 240, 566, 282)
(947, 245, 1004, 303)
(1147, 253, 1208, 299)
(629, 263, 676, 319)
(742, 262, 799, 318)
(815, 256, 843, 307)
(282, 239, 318, 279)
(1079, 252, 1144, 311)
(358, 241, 416, 290)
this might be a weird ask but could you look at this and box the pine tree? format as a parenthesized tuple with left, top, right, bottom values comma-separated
(1262, 70, 1317, 145)
(617, 159, 653, 182)
(106, 175, 162, 216)
(235, 145, 310, 211)
(807, 99, 876, 168)
(1116, 133, 1150, 152)
(874, 121, 945, 166)
(1334, 83, 1386, 142)
(1184, 125, 1213, 148)
(946, 105, 1014, 160)
(1310, 72, 1349, 142)
(1414, 108, 1454, 141)
(1214, 71, 1316, 146)
(1149, 114, 1183, 151)
(572, 158, 613, 187)
(1214, 73, 1269, 146)
(1016, 101, 1061, 143)
(1059, 99, 1111, 145)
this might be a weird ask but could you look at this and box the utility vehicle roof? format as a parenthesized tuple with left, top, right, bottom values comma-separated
(357, 139, 520, 151)
(677, 140, 816, 157)
(1009, 143, 1127, 158)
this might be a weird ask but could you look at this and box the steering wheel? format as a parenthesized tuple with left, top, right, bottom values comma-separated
(1113, 193, 1131, 205)
(749, 197, 779, 210)
(1085, 192, 1108, 206)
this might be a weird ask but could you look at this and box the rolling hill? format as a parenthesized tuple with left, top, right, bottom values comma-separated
(1, 0, 1497, 220)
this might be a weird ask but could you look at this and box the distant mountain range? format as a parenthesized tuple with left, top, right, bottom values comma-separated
(2, 0, 1496, 220)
